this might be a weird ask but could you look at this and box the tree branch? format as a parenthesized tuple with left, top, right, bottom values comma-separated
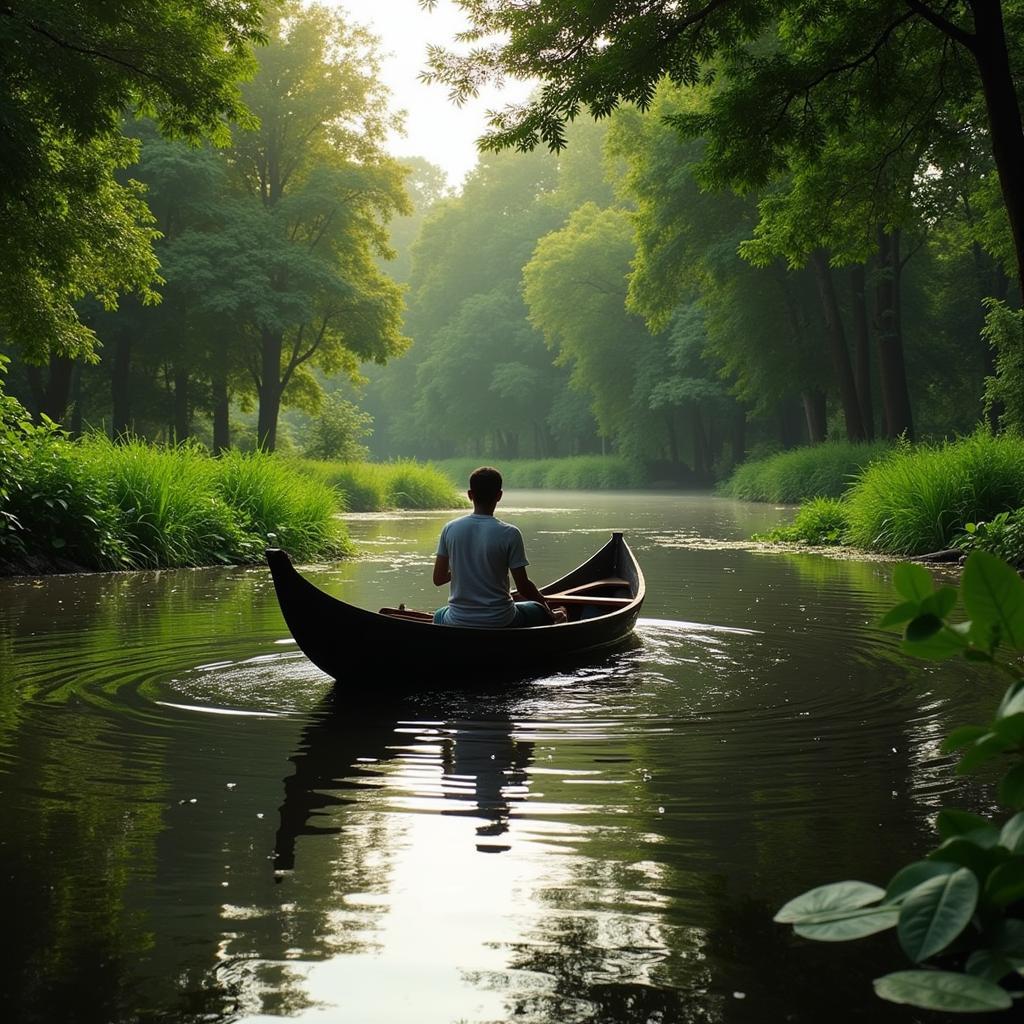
(903, 0, 976, 50)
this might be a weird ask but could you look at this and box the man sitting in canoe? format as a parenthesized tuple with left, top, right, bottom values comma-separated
(432, 466, 563, 628)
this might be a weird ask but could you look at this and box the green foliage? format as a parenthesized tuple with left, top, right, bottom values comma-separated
(845, 432, 1024, 555)
(755, 497, 849, 546)
(1, 0, 265, 361)
(301, 461, 461, 512)
(434, 457, 646, 491)
(777, 551, 1024, 1012)
(212, 450, 347, 561)
(955, 510, 1024, 568)
(301, 394, 373, 462)
(721, 441, 891, 503)
(982, 299, 1024, 435)
(0, 387, 348, 571)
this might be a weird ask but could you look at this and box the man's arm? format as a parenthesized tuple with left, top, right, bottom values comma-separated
(510, 565, 547, 606)
(433, 554, 451, 586)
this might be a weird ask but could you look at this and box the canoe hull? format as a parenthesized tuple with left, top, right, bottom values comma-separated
(266, 532, 645, 680)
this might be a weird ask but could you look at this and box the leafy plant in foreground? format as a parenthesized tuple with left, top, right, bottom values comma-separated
(776, 552, 1024, 1013)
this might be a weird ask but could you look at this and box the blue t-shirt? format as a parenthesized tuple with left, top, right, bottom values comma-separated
(435, 514, 529, 627)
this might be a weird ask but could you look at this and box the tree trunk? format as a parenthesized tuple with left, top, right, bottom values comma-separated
(212, 373, 230, 455)
(801, 389, 828, 443)
(811, 249, 866, 440)
(970, 0, 1024, 300)
(875, 227, 915, 440)
(111, 336, 132, 439)
(850, 264, 874, 439)
(690, 404, 709, 478)
(257, 329, 283, 452)
(173, 365, 190, 443)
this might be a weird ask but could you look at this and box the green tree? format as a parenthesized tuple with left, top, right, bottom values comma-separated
(422, 0, 1024, 304)
(222, 1, 409, 451)
(0, 0, 265, 380)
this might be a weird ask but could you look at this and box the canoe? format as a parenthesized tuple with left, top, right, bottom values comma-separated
(265, 531, 645, 677)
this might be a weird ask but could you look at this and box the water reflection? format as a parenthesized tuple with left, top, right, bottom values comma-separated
(0, 493, 984, 1023)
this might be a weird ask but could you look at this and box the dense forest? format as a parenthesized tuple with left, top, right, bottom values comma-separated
(2, 0, 1023, 486)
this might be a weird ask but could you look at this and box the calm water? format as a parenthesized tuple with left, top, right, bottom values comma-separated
(0, 492, 988, 1024)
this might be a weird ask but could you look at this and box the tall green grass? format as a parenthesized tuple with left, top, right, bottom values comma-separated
(299, 460, 462, 512)
(1, 435, 349, 572)
(434, 456, 646, 490)
(721, 440, 892, 503)
(844, 432, 1024, 554)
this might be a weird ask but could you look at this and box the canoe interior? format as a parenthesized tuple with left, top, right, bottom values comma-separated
(266, 532, 645, 682)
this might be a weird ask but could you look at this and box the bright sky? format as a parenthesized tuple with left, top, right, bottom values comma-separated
(329, 0, 535, 189)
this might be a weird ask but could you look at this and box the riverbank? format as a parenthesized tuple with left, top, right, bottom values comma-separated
(434, 455, 646, 490)
(747, 432, 1024, 564)
(298, 459, 463, 512)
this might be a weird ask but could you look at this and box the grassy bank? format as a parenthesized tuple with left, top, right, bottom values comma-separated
(844, 432, 1024, 555)
(720, 440, 892, 503)
(754, 432, 1024, 560)
(434, 456, 645, 491)
(1, 430, 350, 574)
(299, 459, 463, 512)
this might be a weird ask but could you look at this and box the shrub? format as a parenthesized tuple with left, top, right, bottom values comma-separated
(299, 460, 461, 512)
(844, 431, 1024, 555)
(953, 508, 1024, 567)
(434, 456, 645, 490)
(720, 440, 892, 503)
(754, 497, 850, 545)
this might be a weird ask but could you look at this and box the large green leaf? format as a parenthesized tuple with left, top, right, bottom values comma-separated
(941, 724, 990, 754)
(874, 970, 1012, 1012)
(902, 624, 970, 661)
(886, 860, 957, 903)
(937, 809, 994, 840)
(986, 860, 1024, 907)
(958, 733, 1013, 775)
(880, 600, 923, 629)
(999, 765, 1024, 810)
(999, 813, 1024, 854)
(962, 551, 1024, 650)
(966, 949, 1024, 984)
(898, 868, 978, 962)
(894, 562, 935, 602)
(794, 906, 898, 941)
(774, 880, 884, 923)
(922, 586, 958, 619)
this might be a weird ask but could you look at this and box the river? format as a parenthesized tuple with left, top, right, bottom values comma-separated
(0, 492, 985, 1023)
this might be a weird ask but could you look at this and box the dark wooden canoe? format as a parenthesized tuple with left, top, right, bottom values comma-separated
(265, 531, 645, 678)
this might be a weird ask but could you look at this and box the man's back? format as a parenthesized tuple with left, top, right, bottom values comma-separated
(435, 513, 528, 627)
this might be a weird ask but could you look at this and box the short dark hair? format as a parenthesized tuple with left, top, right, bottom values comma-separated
(469, 466, 502, 502)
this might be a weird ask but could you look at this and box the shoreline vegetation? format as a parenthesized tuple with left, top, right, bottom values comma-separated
(733, 432, 1024, 566)
(0, 373, 465, 575)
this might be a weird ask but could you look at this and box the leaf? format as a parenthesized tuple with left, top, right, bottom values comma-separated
(986, 860, 1024, 907)
(774, 880, 885, 923)
(966, 949, 1024, 983)
(999, 815, 1024, 856)
(922, 586, 958, 619)
(991, 917, 1024, 956)
(902, 625, 970, 661)
(894, 563, 934, 602)
(941, 725, 990, 754)
(937, 809, 993, 840)
(873, 970, 1012, 1012)
(906, 613, 943, 641)
(958, 733, 1012, 774)
(898, 868, 978, 962)
(962, 551, 1024, 650)
(885, 860, 957, 903)
(998, 683, 1024, 719)
(880, 601, 921, 629)
(793, 906, 899, 941)
(993, 714, 1024, 745)
(931, 836, 1006, 878)
(998, 765, 1024, 810)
